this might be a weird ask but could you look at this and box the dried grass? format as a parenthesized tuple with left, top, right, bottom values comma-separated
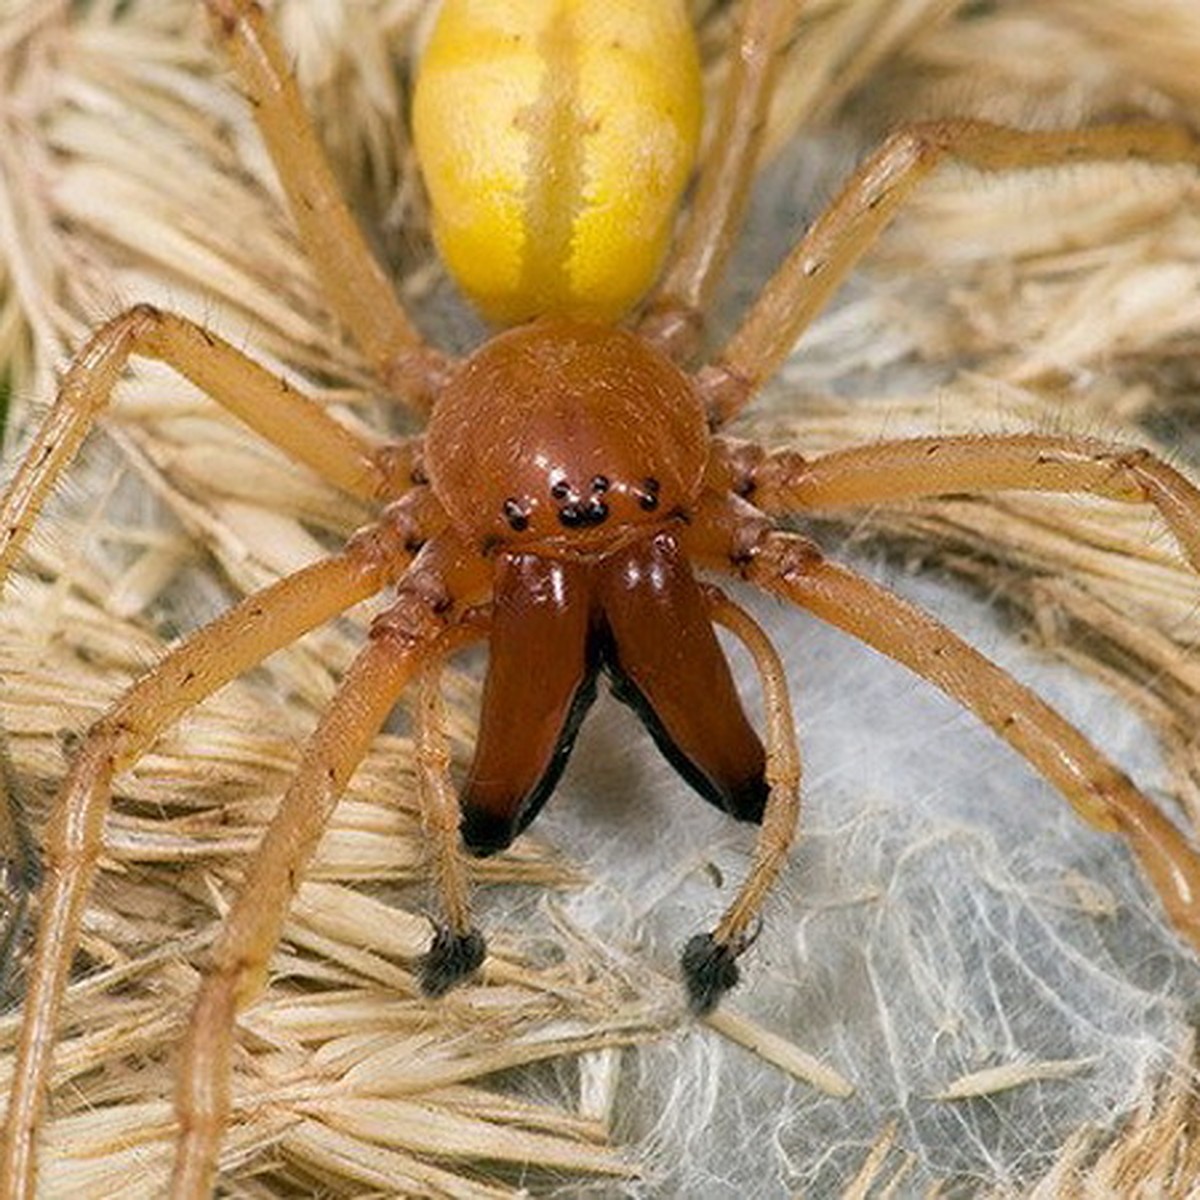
(0, 0, 1198, 1194)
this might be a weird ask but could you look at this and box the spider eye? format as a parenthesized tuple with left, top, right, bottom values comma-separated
(558, 498, 609, 528)
(550, 478, 571, 501)
(501, 498, 529, 531)
(637, 477, 661, 511)
(591, 474, 610, 494)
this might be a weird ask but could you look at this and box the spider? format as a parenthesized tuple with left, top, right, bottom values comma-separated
(3, 0, 1200, 1193)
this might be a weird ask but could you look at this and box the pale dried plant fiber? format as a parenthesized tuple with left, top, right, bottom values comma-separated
(0, 0, 1199, 1196)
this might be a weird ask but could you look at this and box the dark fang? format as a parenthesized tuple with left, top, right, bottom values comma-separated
(418, 925, 487, 996)
(461, 803, 519, 855)
(680, 932, 740, 1014)
(558, 498, 609, 528)
(502, 498, 529, 531)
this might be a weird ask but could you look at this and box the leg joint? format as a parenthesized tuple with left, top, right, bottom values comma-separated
(120, 301, 163, 327)
(370, 582, 453, 650)
(1095, 444, 1159, 502)
(742, 528, 824, 586)
(750, 448, 813, 505)
(347, 488, 441, 582)
(695, 361, 757, 429)
(81, 715, 133, 761)
(639, 299, 706, 363)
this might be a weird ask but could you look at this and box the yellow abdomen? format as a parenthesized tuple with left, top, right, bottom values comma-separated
(412, 0, 702, 325)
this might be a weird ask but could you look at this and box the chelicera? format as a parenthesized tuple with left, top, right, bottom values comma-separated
(3, 0, 1200, 1193)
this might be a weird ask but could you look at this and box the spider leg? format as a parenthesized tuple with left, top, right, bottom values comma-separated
(721, 432, 1200, 570)
(639, 0, 791, 360)
(204, 0, 453, 407)
(713, 524, 1200, 954)
(0, 512, 421, 1197)
(170, 579, 481, 1197)
(682, 586, 802, 1014)
(414, 654, 488, 998)
(695, 119, 1200, 425)
(0, 304, 416, 582)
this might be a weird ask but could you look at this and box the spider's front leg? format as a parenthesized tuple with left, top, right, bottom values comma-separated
(692, 493, 1200, 956)
(713, 430, 1200, 948)
(681, 587, 802, 1013)
(171, 532, 490, 1197)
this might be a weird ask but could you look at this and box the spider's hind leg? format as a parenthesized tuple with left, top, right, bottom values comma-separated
(638, 0, 792, 361)
(696, 119, 1200, 425)
(204, 0, 453, 406)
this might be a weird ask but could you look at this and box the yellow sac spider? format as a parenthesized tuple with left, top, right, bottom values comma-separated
(2, 1, 1200, 1195)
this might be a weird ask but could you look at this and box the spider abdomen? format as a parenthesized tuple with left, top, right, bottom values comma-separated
(412, 0, 702, 324)
(424, 319, 711, 553)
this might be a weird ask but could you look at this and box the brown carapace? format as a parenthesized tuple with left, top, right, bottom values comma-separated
(4, 1, 1200, 1195)
(427, 322, 767, 862)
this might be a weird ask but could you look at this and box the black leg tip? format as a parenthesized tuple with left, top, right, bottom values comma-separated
(418, 926, 486, 997)
(680, 932, 741, 1015)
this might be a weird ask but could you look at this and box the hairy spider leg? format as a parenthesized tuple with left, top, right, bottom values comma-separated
(414, 653, 488, 998)
(682, 587, 802, 1013)
(0, 250, 442, 1198)
(169, 572, 483, 1198)
(0, 304, 416, 587)
(732, 432, 1200, 574)
(719, 431, 1200, 947)
(707, 519, 1200, 954)
(640, 0, 792, 359)
(695, 118, 1200, 425)
(204, 0, 453, 406)
(0, 514, 425, 1197)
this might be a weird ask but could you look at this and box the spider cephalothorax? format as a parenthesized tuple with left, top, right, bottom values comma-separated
(3, 0, 1200, 1194)
(426, 317, 766, 868)
(424, 319, 709, 551)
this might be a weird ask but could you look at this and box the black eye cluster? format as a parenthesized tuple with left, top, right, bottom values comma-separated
(499, 475, 661, 532)
(555, 474, 610, 529)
